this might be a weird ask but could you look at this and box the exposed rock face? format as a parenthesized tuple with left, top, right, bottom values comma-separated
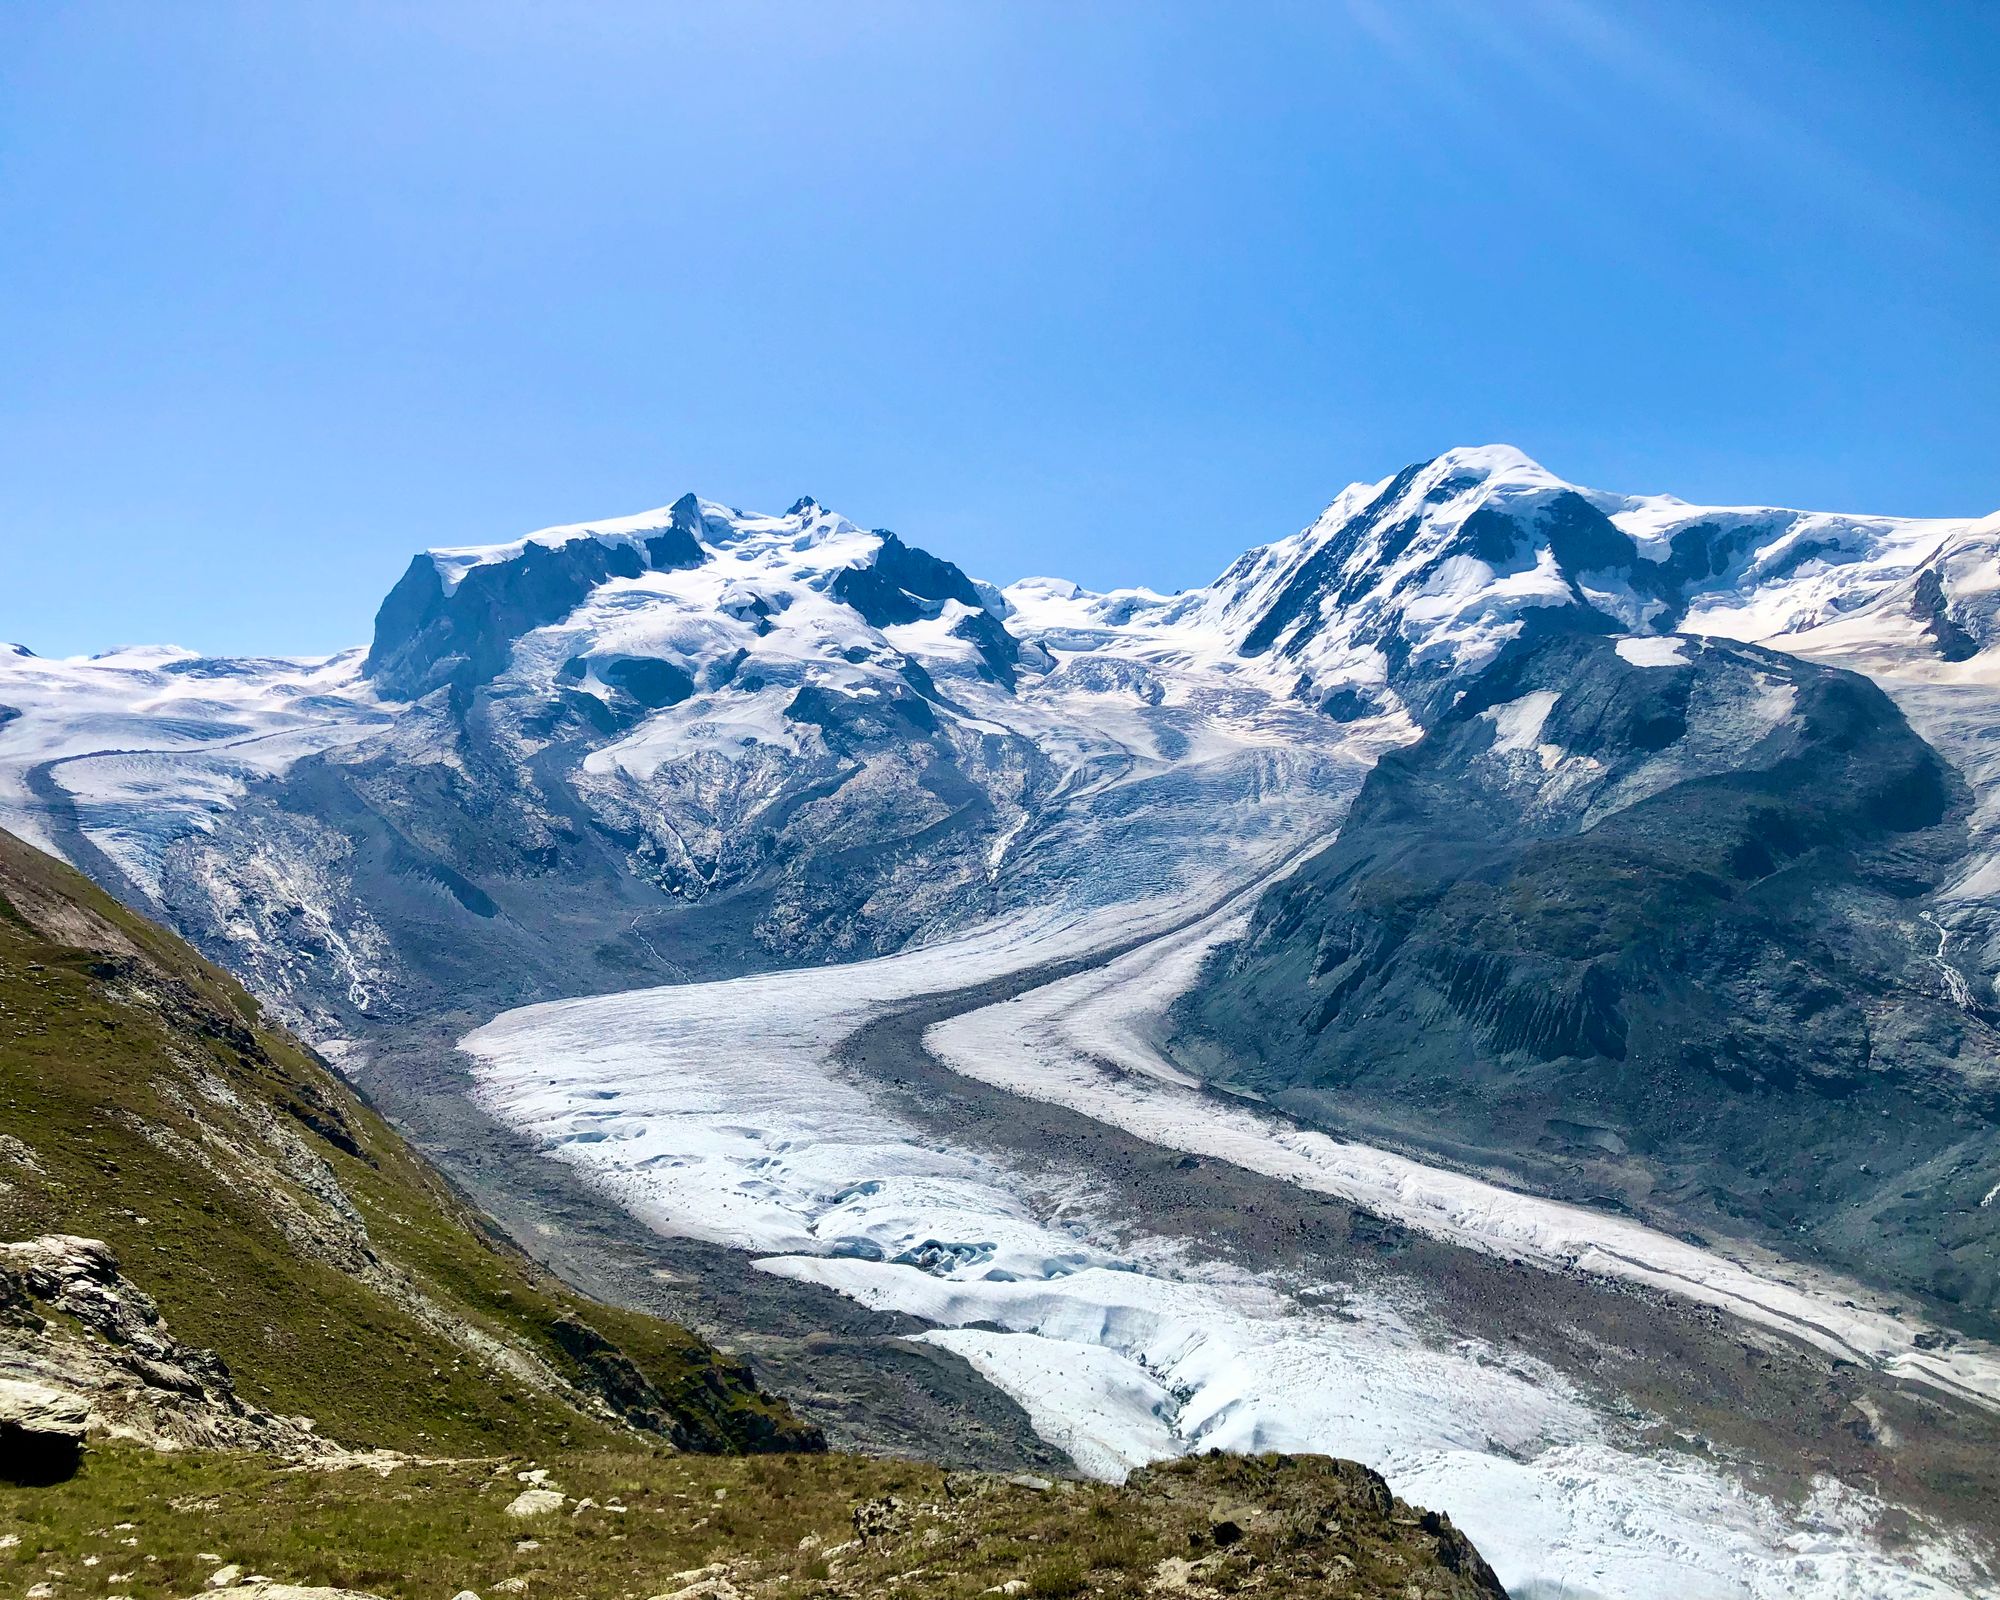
(1182, 630, 2000, 1326)
(0, 1234, 337, 1460)
(828, 532, 1034, 686)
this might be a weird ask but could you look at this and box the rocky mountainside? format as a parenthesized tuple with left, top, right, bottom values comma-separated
(1178, 631, 2000, 1329)
(0, 822, 815, 1459)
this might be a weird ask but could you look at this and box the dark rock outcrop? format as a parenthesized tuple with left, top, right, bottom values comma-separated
(365, 504, 717, 701)
(831, 534, 1029, 686)
(1912, 565, 1982, 661)
(0, 1234, 336, 1462)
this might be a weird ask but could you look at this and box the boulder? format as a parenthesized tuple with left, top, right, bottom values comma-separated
(504, 1487, 567, 1518)
(0, 1376, 87, 1483)
(189, 1587, 385, 1600)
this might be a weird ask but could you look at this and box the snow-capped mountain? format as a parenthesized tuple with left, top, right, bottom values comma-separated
(998, 444, 1993, 724)
(365, 492, 1040, 704)
(2, 486, 1379, 1044)
(5, 444, 1997, 1063)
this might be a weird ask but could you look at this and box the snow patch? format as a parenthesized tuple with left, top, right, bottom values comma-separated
(1616, 635, 1692, 669)
(1481, 690, 1561, 755)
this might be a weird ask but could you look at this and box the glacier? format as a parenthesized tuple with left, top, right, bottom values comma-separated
(463, 876, 1993, 1599)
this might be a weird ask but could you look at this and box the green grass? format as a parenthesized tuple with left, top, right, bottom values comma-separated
(0, 1446, 900, 1600)
(0, 1444, 1504, 1600)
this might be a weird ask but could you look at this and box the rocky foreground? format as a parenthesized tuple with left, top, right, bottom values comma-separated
(0, 1244, 1510, 1600)
(0, 1219, 1509, 1599)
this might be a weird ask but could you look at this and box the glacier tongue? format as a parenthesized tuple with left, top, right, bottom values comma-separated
(463, 858, 1991, 1600)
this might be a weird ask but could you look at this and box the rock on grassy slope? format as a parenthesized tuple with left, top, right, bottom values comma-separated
(0, 823, 816, 1459)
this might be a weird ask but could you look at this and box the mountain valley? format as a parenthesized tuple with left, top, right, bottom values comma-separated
(9, 444, 2000, 1597)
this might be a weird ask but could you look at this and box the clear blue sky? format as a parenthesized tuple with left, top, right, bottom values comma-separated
(3, 1, 1996, 657)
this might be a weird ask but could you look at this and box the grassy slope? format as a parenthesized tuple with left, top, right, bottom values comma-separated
(0, 1443, 1506, 1600)
(0, 826, 813, 1456)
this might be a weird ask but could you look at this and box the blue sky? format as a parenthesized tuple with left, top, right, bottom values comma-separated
(2, 1, 1996, 657)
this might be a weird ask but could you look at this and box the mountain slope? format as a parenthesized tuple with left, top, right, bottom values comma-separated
(0, 823, 816, 1456)
(1179, 629, 2000, 1329)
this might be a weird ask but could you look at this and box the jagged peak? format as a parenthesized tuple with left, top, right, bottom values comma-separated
(365, 491, 1017, 701)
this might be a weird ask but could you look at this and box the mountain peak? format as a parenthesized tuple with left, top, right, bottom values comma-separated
(1422, 442, 1562, 485)
(362, 490, 1037, 703)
